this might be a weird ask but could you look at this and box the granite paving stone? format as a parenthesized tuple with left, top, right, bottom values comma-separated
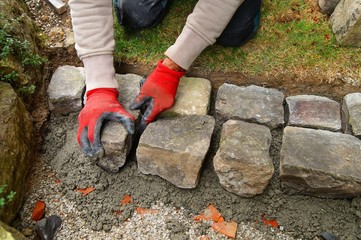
(342, 92, 361, 137)
(214, 120, 274, 197)
(286, 95, 341, 131)
(280, 126, 361, 198)
(216, 83, 284, 129)
(161, 77, 212, 118)
(137, 115, 215, 188)
(97, 73, 142, 172)
(47, 65, 85, 115)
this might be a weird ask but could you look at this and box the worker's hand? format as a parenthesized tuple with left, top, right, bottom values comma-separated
(77, 88, 135, 157)
(129, 60, 185, 132)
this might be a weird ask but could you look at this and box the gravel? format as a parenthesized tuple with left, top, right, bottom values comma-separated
(25, 0, 73, 48)
(15, 155, 296, 239)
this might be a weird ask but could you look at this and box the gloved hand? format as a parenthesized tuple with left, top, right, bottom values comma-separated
(129, 60, 185, 131)
(77, 88, 135, 157)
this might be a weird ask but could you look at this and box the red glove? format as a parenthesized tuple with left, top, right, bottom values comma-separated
(77, 88, 135, 157)
(129, 60, 185, 131)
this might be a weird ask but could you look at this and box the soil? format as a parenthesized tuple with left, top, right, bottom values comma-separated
(20, 0, 361, 239)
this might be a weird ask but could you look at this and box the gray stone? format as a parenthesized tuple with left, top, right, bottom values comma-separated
(96, 73, 141, 172)
(97, 121, 133, 173)
(161, 77, 211, 117)
(35, 215, 62, 240)
(214, 120, 274, 197)
(342, 92, 361, 137)
(46, 0, 67, 14)
(216, 84, 284, 129)
(115, 73, 142, 117)
(0, 221, 27, 240)
(318, 0, 340, 15)
(286, 95, 341, 131)
(0, 83, 33, 224)
(330, 0, 361, 47)
(280, 126, 361, 198)
(47, 65, 85, 115)
(137, 115, 215, 188)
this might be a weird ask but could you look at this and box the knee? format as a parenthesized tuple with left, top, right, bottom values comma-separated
(115, 0, 169, 29)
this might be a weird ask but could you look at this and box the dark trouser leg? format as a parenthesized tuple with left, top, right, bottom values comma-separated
(114, 0, 171, 29)
(216, 0, 262, 47)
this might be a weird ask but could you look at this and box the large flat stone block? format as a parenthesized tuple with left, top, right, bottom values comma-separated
(137, 115, 215, 188)
(286, 95, 341, 131)
(47, 65, 85, 115)
(216, 84, 284, 129)
(342, 92, 361, 137)
(214, 120, 274, 197)
(280, 126, 361, 198)
(161, 77, 211, 117)
(330, 0, 361, 47)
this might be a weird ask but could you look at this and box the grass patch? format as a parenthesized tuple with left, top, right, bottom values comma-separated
(114, 0, 361, 78)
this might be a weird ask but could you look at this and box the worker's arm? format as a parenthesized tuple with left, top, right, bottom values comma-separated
(69, 0, 134, 157)
(131, 0, 245, 130)
(166, 0, 245, 70)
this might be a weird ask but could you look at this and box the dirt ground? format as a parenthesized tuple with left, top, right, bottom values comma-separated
(20, 0, 361, 239)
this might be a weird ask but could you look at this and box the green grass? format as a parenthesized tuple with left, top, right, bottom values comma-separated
(114, 0, 361, 77)
(0, 14, 46, 95)
(0, 185, 15, 209)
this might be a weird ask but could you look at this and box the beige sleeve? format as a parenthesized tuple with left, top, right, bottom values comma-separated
(165, 0, 245, 70)
(69, 0, 118, 91)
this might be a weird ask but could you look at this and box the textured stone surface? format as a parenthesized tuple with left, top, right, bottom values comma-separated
(216, 84, 284, 129)
(0, 83, 33, 224)
(318, 0, 340, 14)
(0, 221, 27, 240)
(330, 0, 361, 47)
(47, 65, 85, 115)
(280, 126, 361, 198)
(286, 95, 341, 131)
(137, 115, 215, 188)
(115, 73, 141, 118)
(214, 120, 274, 197)
(96, 73, 141, 172)
(97, 121, 133, 173)
(161, 77, 211, 117)
(342, 92, 361, 137)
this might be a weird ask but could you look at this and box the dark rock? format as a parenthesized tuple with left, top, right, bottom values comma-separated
(318, 0, 340, 15)
(35, 215, 62, 240)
